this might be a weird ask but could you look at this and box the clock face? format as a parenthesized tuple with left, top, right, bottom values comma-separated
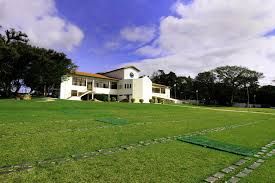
(130, 72, 134, 78)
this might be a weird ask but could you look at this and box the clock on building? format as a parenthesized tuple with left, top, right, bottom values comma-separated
(130, 72, 134, 78)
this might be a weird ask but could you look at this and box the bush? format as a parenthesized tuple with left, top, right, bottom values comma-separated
(139, 99, 144, 103)
(94, 94, 108, 102)
(149, 99, 154, 103)
(164, 99, 175, 104)
(158, 98, 164, 104)
(111, 97, 117, 102)
(120, 99, 129, 103)
(131, 98, 135, 103)
(22, 94, 32, 100)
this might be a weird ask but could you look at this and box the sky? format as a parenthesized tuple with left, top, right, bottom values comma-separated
(0, 0, 275, 85)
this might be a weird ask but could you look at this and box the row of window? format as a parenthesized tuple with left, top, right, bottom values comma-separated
(72, 77, 86, 86)
(72, 77, 117, 89)
(152, 88, 166, 94)
(117, 83, 132, 89)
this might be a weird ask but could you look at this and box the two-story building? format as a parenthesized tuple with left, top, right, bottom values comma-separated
(60, 66, 171, 103)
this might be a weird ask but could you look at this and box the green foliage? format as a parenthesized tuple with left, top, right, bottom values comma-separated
(158, 98, 164, 104)
(0, 27, 76, 97)
(149, 99, 154, 103)
(120, 99, 129, 103)
(111, 97, 117, 102)
(139, 99, 144, 103)
(131, 98, 135, 103)
(255, 85, 275, 107)
(94, 94, 108, 102)
(164, 99, 175, 104)
(151, 66, 265, 106)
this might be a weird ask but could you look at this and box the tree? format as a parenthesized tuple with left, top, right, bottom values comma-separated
(212, 66, 263, 104)
(0, 26, 77, 97)
(194, 72, 216, 104)
(0, 27, 28, 96)
(151, 70, 185, 99)
(23, 47, 76, 96)
(256, 85, 275, 107)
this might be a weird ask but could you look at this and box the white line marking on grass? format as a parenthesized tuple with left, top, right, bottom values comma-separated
(163, 104, 275, 116)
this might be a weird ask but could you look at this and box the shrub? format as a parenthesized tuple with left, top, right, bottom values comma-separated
(111, 97, 117, 102)
(139, 99, 144, 103)
(131, 98, 135, 103)
(120, 99, 129, 103)
(149, 99, 154, 103)
(23, 94, 32, 100)
(158, 98, 164, 104)
(94, 94, 108, 102)
(164, 99, 175, 104)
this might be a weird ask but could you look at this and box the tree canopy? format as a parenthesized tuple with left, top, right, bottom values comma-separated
(151, 66, 270, 106)
(0, 27, 77, 97)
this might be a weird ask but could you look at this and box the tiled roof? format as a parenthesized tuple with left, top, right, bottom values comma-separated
(72, 71, 119, 80)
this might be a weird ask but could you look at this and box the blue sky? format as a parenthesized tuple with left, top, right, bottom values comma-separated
(55, 0, 181, 72)
(0, 0, 275, 84)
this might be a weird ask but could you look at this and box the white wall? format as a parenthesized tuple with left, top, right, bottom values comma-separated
(94, 88, 117, 95)
(132, 77, 152, 103)
(60, 76, 118, 100)
(123, 68, 140, 79)
(60, 76, 87, 99)
(103, 68, 140, 80)
(117, 80, 133, 95)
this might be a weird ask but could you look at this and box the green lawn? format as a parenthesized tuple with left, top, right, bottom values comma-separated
(0, 99, 274, 182)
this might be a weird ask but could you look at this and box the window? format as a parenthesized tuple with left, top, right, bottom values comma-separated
(161, 88, 165, 94)
(111, 82, 118, 89)
(72, 77, 86, 86)
(95, 81, 109, 88)
(71, 90, 77, 96)
(152, 88, 160, 93)
(124, 84, 132, 89)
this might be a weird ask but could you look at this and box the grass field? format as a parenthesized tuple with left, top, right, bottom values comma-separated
(0, 99, 274, 182)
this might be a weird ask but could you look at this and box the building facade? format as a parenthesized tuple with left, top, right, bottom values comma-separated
(60, 66, 171, 103)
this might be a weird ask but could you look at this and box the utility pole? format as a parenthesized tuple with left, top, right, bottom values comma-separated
(174, 84, 177, 99)
(246, 85, 250, 108)
(196, 90, 199, 105)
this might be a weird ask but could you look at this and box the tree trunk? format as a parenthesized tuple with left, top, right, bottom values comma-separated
(43, 85, 46, 97)
(231, 92, 234, 105)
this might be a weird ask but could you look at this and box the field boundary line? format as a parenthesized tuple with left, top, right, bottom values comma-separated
(0, 121, 259, 176)
(164, 104, 275, 116)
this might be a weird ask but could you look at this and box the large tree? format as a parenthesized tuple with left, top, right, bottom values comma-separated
(194, 71, 216, 104)
(0, 27, 77, 97)
(0, 27, 27, 96)
(212, 66, 263, 104)
(23, 47, 76, 96)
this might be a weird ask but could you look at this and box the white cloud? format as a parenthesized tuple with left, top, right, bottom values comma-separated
(124, 0, 275, 85)
(0, 0, 84, 51)
(120, 25, 156, 43)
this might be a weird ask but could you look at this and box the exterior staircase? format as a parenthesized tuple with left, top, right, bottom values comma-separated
(67, 90, 94, 101)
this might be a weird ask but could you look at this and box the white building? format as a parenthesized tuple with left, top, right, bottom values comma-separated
(60, 66, 172, 103)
